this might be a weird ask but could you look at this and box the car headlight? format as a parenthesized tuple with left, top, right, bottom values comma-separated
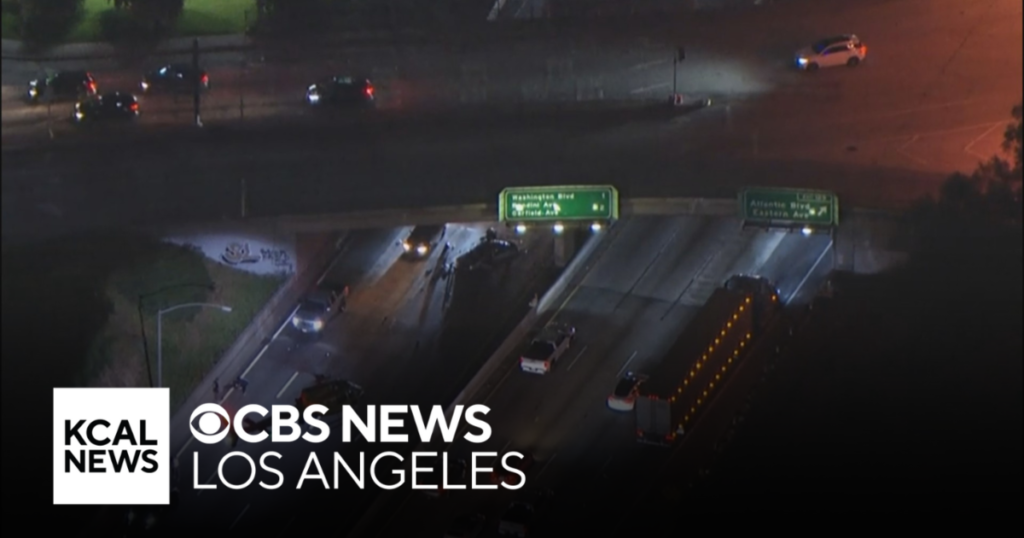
(28, 87, 38, 96)
(307, 93, 319, 104)
(140, 81, 149, 90)
(312, 319, 323, 330)
(402, 241, 411, 251)
(797, 57, 808, 65)
(416, 245, 428, 255)
(74, 111, 84, 120)
(292, 315, 301, 326)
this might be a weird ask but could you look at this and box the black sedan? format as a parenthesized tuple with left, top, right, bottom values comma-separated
(26, 70, 97, 104)
(140, 64, 209, 93)
(72, 93, 140, 124)
(458, 239, 520, 271)
(306, 76, 375, 107)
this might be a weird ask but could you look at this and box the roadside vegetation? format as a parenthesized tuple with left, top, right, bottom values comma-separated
(1, 232, 283, 411)
(4, 0, 254, 49)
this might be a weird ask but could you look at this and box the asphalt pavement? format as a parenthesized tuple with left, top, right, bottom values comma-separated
(357, 216, 834, 536)
(3, 0, 1019, 246)
(157, 222, 560, 533)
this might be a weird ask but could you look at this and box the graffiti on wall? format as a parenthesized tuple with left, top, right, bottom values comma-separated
(222, 242, 291, 268)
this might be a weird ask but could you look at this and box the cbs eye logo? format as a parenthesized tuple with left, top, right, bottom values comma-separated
(190, 403, 231, 444)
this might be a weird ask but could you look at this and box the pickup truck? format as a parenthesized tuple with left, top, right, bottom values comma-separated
(519, 324, 576, 375)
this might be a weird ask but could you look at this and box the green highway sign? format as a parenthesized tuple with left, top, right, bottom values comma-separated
(739, 188, 839, 227)
(499, 185, 619, 222)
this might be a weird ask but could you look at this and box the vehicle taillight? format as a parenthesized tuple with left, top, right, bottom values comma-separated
(201, 74, 209, 84)
(860, 45, 867, 54)
(88, 81, 97, 93)
(544, 360, 551, 370)
(365, 85, 374, 97)
(130, 103, 139, 111)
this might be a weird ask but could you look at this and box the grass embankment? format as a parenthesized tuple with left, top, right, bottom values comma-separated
(1, 233, 283, 411)
(1, 0, 253, 42)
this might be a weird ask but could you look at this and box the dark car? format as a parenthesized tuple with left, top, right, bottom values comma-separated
(72, 93, 140, 124)
(444, 513, 485, 538)
(291, 286, 345, 333)
(26, 71, 97, 104)
(141, 64, 209, 93)
(402, 224, 447, 258)
(458, 240, 520, 271)
(606, 372, 648, 412)
(306, 76, 375, 107)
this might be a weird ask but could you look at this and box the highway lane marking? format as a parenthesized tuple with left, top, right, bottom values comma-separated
(550, 277, 584, 321)
(630, 82, 671, 95)
(616, 351, 639, 378)
(964, 121, 1008, 160)
(229, 504, 250, 529)
(242, 304, 299, 379)
(535, 453, 558, 480)
(277, 371, 300, 399)
(631, 59, 670, 70)
(482, 363, 516, 406)
(897, 135, 930, 166)
(196, 471, 217, 495)
(787, 239, 833, 305)
(566, 345, 589, 371)
(866, 120, 1009, 145)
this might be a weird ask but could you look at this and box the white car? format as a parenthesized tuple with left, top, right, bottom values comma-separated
(795, 35, 867, 71)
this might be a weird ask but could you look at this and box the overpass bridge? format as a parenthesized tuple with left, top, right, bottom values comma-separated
(153, 187, 842, 278)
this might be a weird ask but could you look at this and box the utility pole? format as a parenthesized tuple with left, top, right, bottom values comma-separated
(673, 46, 685, 98)
(192, 38, 202, 127)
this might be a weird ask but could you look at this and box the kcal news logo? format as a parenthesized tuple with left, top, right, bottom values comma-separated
(53, 388, 170, 505)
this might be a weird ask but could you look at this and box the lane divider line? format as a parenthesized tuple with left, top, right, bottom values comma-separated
(616, 351, 639, 378)
(566, 345, 589, 371)
(277, 371, 300, 399)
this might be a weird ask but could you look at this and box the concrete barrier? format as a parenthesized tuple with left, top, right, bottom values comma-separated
(168, 231, 348, 454)
(236, 198, 738, 234)
(346, 220, 624, 538)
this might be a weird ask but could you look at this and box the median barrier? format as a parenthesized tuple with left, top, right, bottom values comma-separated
(168, 231, 349, 455)
(346, 219, 624, 538)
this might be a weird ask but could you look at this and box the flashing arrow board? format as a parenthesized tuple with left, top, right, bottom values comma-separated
(499, 185, 619, 222)
(739, 188, 839, 227)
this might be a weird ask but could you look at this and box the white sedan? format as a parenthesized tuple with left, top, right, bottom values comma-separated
(795, 35, 867, 71)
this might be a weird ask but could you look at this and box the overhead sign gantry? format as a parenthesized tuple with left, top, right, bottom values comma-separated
(739, 187, 839, 232)
(499, 185, 619, 222)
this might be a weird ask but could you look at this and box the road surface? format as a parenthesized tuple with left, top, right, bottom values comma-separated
(3, 0, 1018, 246)
(145, 222, 557, 533)
(356, 215, 834, 536)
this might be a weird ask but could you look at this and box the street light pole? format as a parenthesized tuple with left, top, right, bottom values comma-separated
(138, 283, 214, 387)
(156, 302, 232, 388)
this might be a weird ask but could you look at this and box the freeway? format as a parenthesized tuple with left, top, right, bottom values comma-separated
(356, 215, 834, 536)
(146, 222, 557, 533)
(3, 0, 1018, 246)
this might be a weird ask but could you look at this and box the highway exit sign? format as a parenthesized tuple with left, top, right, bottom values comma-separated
(739, 188, 839, 227)
(499, 185, 619, 222)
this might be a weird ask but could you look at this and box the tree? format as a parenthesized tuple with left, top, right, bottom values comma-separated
(101, 0, 182, 47)
(109, 0, 183, 37)
(1004, 103, 1023, 179)
(19, 0, 83, 49)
